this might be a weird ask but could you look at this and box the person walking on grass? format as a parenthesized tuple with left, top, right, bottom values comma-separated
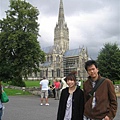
(40, 76, 49, 106)
(83, 60, 117, 120)
(57, 71, 84, 120)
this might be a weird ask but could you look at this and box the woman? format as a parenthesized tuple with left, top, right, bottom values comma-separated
(54, 79, 61, 100)
(0, 82, 3, 120)
(57, 71, 84, 120)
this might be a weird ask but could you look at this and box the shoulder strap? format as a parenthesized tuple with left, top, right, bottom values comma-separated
(88, 77, 105, 99)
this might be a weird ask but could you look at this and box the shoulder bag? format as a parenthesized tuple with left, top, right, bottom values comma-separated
(87, 77, 105, 101)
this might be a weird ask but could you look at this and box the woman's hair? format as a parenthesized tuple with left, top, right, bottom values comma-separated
(64, 71, 77, 82)
(55, 79, 59, 82)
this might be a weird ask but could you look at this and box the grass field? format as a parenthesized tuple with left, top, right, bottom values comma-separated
(2, 80, 40, 96)
(115, 80, 120, 84)
(2, 80, 40, 87)
(25, 80, 40, 87)
(4, 88, 31, 96)
(2, 80, 120, 96)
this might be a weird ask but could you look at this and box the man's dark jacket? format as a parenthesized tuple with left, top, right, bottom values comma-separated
(83, 76, 117, 119)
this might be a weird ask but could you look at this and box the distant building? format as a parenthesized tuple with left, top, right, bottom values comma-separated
(29, 0, 89, 80)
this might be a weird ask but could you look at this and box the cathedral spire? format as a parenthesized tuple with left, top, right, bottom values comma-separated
(58, 0, 65, 26)
(54, 0, 69, 53)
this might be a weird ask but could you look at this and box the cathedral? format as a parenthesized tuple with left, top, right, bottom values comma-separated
(33, 0, 89, 80)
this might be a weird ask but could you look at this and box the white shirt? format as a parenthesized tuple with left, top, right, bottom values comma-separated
(83, 81, 98, 120)
(64, 94, 73, 120)
(40, 79, 49, 90)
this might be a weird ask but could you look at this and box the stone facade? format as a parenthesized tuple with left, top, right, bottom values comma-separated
(29, 0, 89, 80)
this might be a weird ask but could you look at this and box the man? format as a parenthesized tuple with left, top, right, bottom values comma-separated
(40, 76, 49, 106)
(83, 60, 117, 120)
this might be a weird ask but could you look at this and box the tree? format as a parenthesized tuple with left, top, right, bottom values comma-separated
(97, 43, 120, 81)
(0, 0, 45, 86)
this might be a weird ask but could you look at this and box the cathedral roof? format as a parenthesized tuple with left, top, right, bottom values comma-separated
(64, 48, 82, 57)
(42, 46, 54, 54)
(40, 61, 52, 67)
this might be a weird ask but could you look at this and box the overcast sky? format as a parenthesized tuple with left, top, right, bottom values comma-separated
(0, 0, 120, 59)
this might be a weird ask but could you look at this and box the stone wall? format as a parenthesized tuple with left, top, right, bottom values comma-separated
(114, 85, 120, 93)
(4, 84, 120, 96)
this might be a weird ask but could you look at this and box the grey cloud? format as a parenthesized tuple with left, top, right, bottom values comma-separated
(0, 0, 9, 19)
(0, 0, 119, 60)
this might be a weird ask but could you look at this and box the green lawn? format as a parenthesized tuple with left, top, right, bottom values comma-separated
(114, 80, 120, 84)
(2, 80, 40, 87)
(2, 80, 119, 96)
(2, 80, 40, 96)
(4, 88, 31, 96)
(25, 80, 40, 87)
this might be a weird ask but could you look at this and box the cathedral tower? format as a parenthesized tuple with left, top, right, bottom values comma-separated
(54, 0, 69, 53)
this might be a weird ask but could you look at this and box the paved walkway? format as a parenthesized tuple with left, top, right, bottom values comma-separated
(2, 96, 120, 120)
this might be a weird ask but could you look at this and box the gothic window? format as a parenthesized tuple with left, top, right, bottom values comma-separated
(46, 69, 48, 77)
(47, 56, 49, 62)
(52, 70, 54, 77)
(57, 69, 60, 77)
(56, 55, 60, 62)
(78, 70, 80, 77)
(50, 55, 53, 62)
(43, 71, 45, 77)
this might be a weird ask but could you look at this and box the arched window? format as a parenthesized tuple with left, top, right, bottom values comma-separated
(78, 70, 80, 77)
(50, 55, 53, 62)
(47, 56, 49, 62)
(56, 55, 60, 62)
(46, 69, 48, 77)
(52, 70, 54, 77)
(57, 69, 60, 77)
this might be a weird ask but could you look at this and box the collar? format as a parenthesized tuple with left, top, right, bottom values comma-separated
(88, 75, 102, 83)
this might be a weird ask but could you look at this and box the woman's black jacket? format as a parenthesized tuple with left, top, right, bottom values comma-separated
(57, 86, 84, 120)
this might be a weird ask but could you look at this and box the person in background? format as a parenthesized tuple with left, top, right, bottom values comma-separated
(54, 79, 61, 100)
(61, 77, 68, 90)
(59, 80, 63, 90)
(50, 84, 55, 98)
(40, 76, 49, 106)
(0, 81, 3, 120)
(57, 71, 84, 120)
(78, 80, 81, 88)
(83, 60, 117, 120)
(50, 79, 56, 98)
(59, 80, 64, 97)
